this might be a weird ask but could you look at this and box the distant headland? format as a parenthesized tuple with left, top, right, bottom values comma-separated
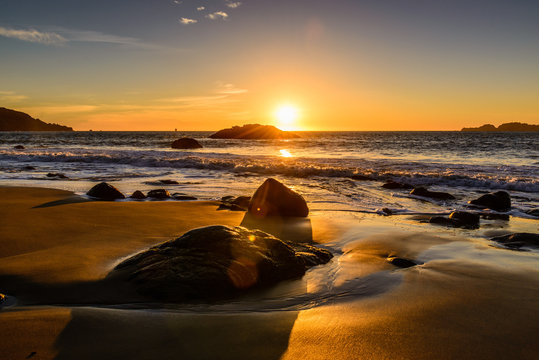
(461, 122, 539, 132)
(0, 107, 73, 131)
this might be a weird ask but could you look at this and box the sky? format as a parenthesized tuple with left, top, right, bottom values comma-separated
(1, 0, 538, 131)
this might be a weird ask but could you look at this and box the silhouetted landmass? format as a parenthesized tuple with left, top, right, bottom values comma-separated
(209, 124, 299, 139)
(0, 107, 73, 131)
(461, 122, 539, 132)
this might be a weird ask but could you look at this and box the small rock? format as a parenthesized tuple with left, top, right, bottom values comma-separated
(382, 181, 414, 190)
(130, 190, 146, 199)
(159, 179, 179, 185)
(173, 195, 197, 201)
(248, 178, 309, 217)
(490, 233, 539, 250)
(87, 182, 126, 200)
(171, 137, 203, 149)
(147, 189, 171, 199)
(23, 165, 36, 170)
(14, 145, 25, 149)
(217, 203, 246, 211)
(481, 213, 510, 221)
(469, 191, 511, 211)
(410, 187, 455, 200)
(381, 208, 393, 215)
(449, 211, 480, 228)
(387, 257, 417, 268)
(429, 216, 455, 226)
(46, 172, 68, 179)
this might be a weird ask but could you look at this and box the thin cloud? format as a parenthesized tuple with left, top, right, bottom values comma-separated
(197, 6, 205, 11)
(0, 26, 66, 45)
(206, 11, 229, 20)
(226, 2, 242, 8)
(216, 83, 248, 95)
(179, 18, 198, 25)
(0, 91, 28, 102)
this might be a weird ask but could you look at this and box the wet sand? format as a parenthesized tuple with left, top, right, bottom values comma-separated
(1, 187, 538, 359)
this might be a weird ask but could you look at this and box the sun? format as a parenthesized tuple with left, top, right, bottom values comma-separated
(274, 104, 300, 131)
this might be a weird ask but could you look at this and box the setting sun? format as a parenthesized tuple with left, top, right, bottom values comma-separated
(274, 105, 300, 131)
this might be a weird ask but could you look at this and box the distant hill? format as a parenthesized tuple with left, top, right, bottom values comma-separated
(462, 122, 539, 132)
(0, 107, 73, 131)
(209, 124, 300, 139)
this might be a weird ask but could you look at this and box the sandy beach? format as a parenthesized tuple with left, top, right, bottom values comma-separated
(1, 186, 538, 360)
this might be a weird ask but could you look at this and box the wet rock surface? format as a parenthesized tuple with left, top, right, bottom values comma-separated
(248, 178, 309, 217)
(387, 257, 418, 268)
(469, 191, 511, 211)
(108, 225, 333, 301)
(87, 182, 125, 200)
(490, 233, 539, 250)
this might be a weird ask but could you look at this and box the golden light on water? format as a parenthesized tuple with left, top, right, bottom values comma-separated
(275, 104, 300, 131)
(280, 149, 293, 158)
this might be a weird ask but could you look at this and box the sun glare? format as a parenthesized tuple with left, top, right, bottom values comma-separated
(275, 105, 299, 131)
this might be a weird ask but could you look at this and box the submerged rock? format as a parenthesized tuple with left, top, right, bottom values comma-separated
(410, 187, 455, 200)
(171, 137, 203, 149)
(387, 257, 417, 268)
(46, 172, 68, 179)
(449, 211, 480, 228)
(130, 190, 146, 200)
(490, 233, 539, 250)
(147, 189, 171, 199)
(382, 181, 413, 190)
(108, 225, 332, 301)
(87, 182, 125, 200)
(173, 195, 197, 201)
(159, 179, 179, 185)
(248, 178, 309, 217)
(469, 191, 511, 211)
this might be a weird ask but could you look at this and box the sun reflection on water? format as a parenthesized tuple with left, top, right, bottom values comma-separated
(280, 149, 293, 158)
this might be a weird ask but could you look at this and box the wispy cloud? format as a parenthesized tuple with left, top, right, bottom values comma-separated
(197, 6, 205, 11)
(179, 17, 198, 25)
(0, 26, 66, 45)
(226, 1, 242, 9)
(206, 11, 229, 20)
(0, 90, 28, 102)
(215, 83, 248, 95)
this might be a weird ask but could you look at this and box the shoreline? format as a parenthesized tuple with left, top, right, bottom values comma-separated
(1, 186, 538, 359)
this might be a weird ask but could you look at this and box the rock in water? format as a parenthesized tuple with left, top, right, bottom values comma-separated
(387, 257, 417, 268)
(469, 191, 511, 211)
(108, 225, 332, 301)
(87, 182, 125, 200)
(449, 211, 480, 228)
(171, 138, 203, 149)
(382, 181, 413, 190)
(490, 233, 539, 250)
(209, 124, 300, 139)
(248, 178, 309, 217)
(410, 187, 455, 200)
(13, 145, 25, 149)
(130, 190, 146, 199)
(147, 189, 171, 199)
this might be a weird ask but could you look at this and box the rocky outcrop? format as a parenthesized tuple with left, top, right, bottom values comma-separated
(0, 107, 73, 131)
(490, 233, 539, 250)
(469, 191, 511, 211)
(410, 187, 455, 200)
(209, 124, 299, 139)
(147, 189, 171, 199)
(248, 178, 309, 217)
(108, 225, 332, 301)
(462, 122, 539, 132)
(171, 138, 203, 149)
(87, 182, 125, 200)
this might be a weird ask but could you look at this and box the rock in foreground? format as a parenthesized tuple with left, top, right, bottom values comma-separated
(248, 178, 309, 217)
(87, 182, 125, 200)
(171, 137, 203, 149)
(109, 225, 332, 301)
(209, 124, 299, 139)
(469, 191, 511, 211)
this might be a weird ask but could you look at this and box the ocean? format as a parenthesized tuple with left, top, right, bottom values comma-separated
(0, 131, 538, 218)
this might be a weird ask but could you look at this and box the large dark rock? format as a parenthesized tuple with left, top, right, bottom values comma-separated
(147, 189, 171, 199)
(171, 138, 203, 149)
(248, 178, 309, 217)
(209, 124, 299, 139)
(108, 225, 332, 301)
(490, 233, 539, 250)
(449, 211, 480, 228)
(382, 181, 413, 190)
(410, 187, 455, 200)
(87, 182, 125, 200)
(469, 191, 511, 211)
